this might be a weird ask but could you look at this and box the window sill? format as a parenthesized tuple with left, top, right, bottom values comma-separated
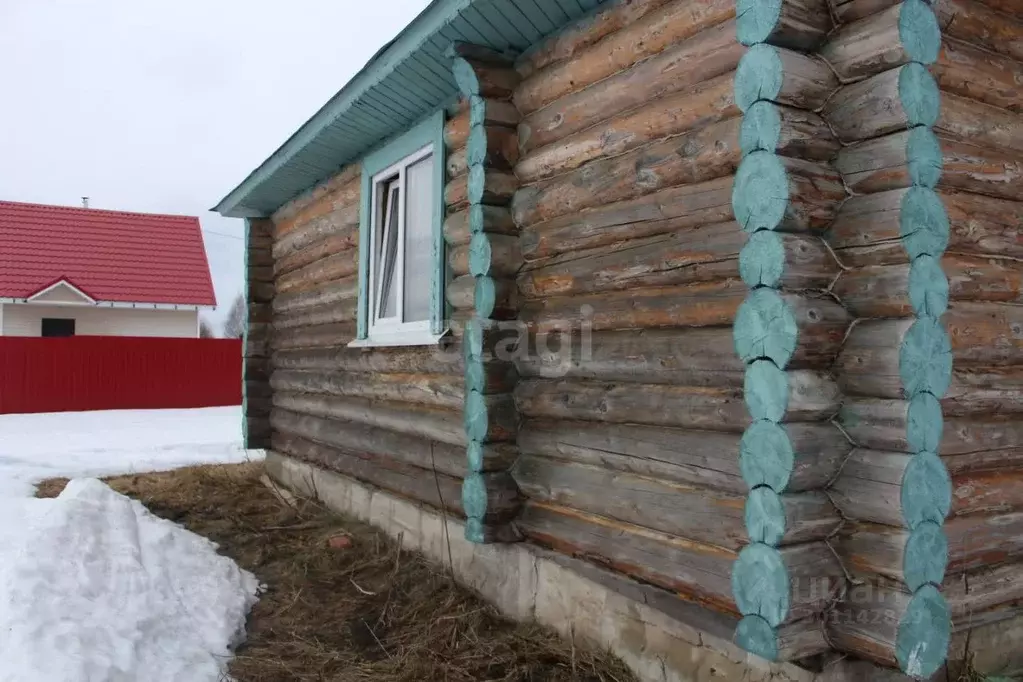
(347, 329, 449, 349)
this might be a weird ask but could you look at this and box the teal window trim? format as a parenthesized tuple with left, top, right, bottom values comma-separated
(355, 108, 447, 343)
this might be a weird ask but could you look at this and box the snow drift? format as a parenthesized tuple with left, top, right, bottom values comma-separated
(0, 478, 260, 682)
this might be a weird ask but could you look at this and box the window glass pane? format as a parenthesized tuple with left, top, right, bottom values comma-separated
(377, 181, 400, 320)
(403, 153, 433, 323)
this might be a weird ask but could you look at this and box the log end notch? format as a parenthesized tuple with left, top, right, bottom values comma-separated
(450, 44, 525, 545)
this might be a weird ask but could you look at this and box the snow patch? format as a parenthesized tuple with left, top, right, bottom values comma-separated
(0, 478, 260, 682)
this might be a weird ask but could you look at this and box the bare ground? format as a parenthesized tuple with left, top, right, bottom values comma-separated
(37, 462, 636, 682)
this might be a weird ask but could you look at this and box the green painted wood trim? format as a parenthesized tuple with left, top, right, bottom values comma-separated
(894, 7, 952, 672)
(739, 230, 786, 288)
(734, 43, 783, 113)
(355, 108, 447, 339)
(469, 232, 493, 277)
(744, 359, 789, 422)
(907, 126, 943, 188)
(896, 585, 951, 678)
(474, 276, 497, 318)
(897, 63, 941, 129)
(733, 288, 798, 366)
(745, 486, 786, 546)
(740, 420, 795, 492)
(732, 151, 789, 233)
(907, 391, 944, 453)
(903, 520, 949, 591)
(242, 218, 252, 449)
(900, 187, 950, 260)
(899, 0, 942, 65)
(461, 472, 488, 517)
(732, 542, 790, 627)
(739, 101, 783, 157)
(736, 0, 783, 47)
(899, 316, 953, 399)
(901, 451, 952, 529)
(735, 614, 779, 661)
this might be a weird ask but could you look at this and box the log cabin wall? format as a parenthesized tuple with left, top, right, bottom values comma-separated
(244, 217, 273, 449)
(264, 151, 520, 536)
(506, 0, 852, 664)
(818, 0, 1023, 676)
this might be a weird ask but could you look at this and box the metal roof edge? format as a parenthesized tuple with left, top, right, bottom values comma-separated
(212, 0, 475, 218)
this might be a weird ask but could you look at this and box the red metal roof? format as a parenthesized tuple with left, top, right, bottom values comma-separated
(0, 201, 216, 306)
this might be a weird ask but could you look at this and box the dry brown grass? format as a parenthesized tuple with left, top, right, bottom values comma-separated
(37, 463, 636, 682)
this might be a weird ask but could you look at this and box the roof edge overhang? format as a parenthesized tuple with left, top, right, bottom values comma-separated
(212, 0, 475, 219)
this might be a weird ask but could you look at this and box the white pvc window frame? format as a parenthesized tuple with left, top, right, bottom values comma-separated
(363, 143, 435, 345)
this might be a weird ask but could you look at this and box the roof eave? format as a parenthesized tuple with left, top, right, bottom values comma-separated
(211, 0, 474, 219)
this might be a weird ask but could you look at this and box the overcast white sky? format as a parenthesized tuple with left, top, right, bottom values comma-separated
(0, 0, 432, 329)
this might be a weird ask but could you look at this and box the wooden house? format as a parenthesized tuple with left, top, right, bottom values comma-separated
(214, 0, 1023, 678)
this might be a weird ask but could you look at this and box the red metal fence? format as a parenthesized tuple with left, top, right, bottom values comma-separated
(0, 336, 242, 414)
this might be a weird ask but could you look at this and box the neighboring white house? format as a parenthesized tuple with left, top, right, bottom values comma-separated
(0, 201, 216, 337)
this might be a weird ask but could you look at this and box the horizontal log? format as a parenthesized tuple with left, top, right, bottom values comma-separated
(822, 63, 939, 143)
(514, 455, 839, 549)
(933, 0, 1023, 64)
(931, 37, 1023, 114)
(732, 153, 847, 233)
(736, 0, 832, 49)
(272, 278, 357, 314)
(272, 165, 361, 237)
(516, 501, 844, 622)
(835, 130, 1023, 201)
(275, 249, 358, 295)
(467, 124, 519, 171)
(739, 102, 841, 161)
(270, 369, 463, 410)
(818, 0, 940, 81)
(247, 246, 273, 268)
(514, 117, 742, 227)
(829, 188, 1023, 265)
(519, 224, 837, 299)
(831, 449, 1023, 528)
(270, 432, 470, 517)
(831, 0, 897, 22)
(517, 418, 850, 494)
(446, 146, 467, 178)
(244, 323, 270, 358)
(519, 21, 743, 155)
(513, 373, 840, 431)
(445, 274, 517, 319)
(513, 320, 846, 387)
(734, 43, 838, 112)
(274, 390, 464, 446)
(274, 409, 467, 478)
(519, 278, 745, 331)
(269, 322, 356, 351)
(272, 344, 461, 374)
(272, 300, 357, 331)
(516, 72, 739, 184)
(832, 254, 1023, 318)
(274, 226, 359, 278)
(514, 0, 735, 118)
(826, 583, 949, 676)
(448, 233, 521, 278)
(443, 99, 519, 150)
(247, 281, 274, 305)
(837, 319, 1023, 409)
(463, 391, 518, 444)
(520, 176, 735, 261)
(443, 205, 517, 248)
(444, 169, 517, 210)
(839, 397, 1023, 455)
(936, 90, 1023, 155)
(272, 202, 360, 261)
(515, 0, 673, 79)
(838, 512, 1023, 586)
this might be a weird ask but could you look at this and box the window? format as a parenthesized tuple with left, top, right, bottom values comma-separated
(353, 111, 445, 347)
(41, 318, 75, 337)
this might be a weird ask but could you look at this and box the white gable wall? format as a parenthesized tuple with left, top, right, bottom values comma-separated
(1, 303, 199, 338)
(28, 283, 95, 305)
